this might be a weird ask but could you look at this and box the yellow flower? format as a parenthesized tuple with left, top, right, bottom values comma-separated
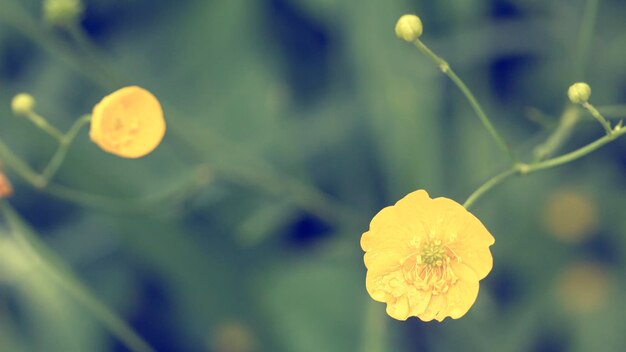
(361, 190, 494, 321)
(90, 86, 166, 158)
(543, 188, 598, 244)
(555, 261, 611, 314)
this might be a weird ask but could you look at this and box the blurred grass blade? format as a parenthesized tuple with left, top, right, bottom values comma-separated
(0, 201, 155, 352)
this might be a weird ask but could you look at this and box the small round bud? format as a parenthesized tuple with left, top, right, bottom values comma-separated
(11, 93, 36, 116)
(568, 82, 591, 104)
(43, 0, 84, 27)
(395, 14, 423, 42)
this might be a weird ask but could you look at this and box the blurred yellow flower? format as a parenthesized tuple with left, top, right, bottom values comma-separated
(361, 190, 494, 321)
(90, 86, 166, 158)
(209, 322, 257, 352)
(555, 261, 611, 314)
(543, 189, 598, 244)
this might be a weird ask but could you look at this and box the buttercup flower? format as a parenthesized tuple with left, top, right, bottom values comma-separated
(361, 190, 494, 321)
(90, 86, 166, 158)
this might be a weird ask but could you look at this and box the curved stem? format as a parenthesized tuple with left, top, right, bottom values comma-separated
(413, 39, 517, 163)
(526, 126, 626, 173)
(0, 202, 155, 352)
(463, 168, 519, 209)
(0, 0, 115, 90)
(582, 101, 613, 135)
(0, 137, 46, 188)
(41, 114, 92, 182)
(44, 165, 211, 213)
(24, 111, 65, 142)
(464, 126, 626, 208)
(533, 106, 580, 161)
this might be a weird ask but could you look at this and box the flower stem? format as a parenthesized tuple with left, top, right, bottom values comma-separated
(463, 167, 519, 209)
(413, 39, 517, 164)
(582, 101, 613, 135)
(0, 137, 46, 188)
(533, 106, 580, 161)
(23, 111, 65, 142)
(464, 126, 626, 209)
(525, 126, 626, 173)
(41, 114, 92, 183)
(0, 201, 155, 352)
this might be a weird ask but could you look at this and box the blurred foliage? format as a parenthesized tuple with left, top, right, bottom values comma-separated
(0, 0, 626, 351)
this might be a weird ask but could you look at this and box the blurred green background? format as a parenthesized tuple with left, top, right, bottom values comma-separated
(1, 0, 626, 351)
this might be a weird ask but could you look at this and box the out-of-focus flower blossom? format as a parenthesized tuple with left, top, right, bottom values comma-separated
(555, 261, 611, 314)
(90, 86, 166, 159)
(543, 189, 598, 244)
(209, 322, 257, 352)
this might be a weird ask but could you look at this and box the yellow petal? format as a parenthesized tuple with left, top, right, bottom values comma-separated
(386, 295, 410, 321)
(407, 287, 431, 317)
(418, 294, 445, 322)
(443, 263, 480, 320)
(448, 243, 493, 280)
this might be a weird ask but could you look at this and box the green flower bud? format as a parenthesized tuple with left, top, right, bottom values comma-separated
(395, 14, 423, 42)
(43, 0, 84, 27)
(568, 82, 591, 104)
(11, 93, 36, 116)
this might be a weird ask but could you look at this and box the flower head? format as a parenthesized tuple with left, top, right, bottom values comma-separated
(11, 93, 36, 116)
(43, 0, 84, 27)
(568, 82, 591, 104)
(361, 190, 494, 321)
(90, 86, 166, 159)
(395, 14, 423, 42)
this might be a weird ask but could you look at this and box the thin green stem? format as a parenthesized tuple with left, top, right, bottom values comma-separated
(413, 39, 516, 163)
(0, 137, 46, 188)
(0, 0, 115, 90)
(44, 164, 211, 213)
(582, 101, 613, 135)
(533, 106, 580, 161)
(41, 114, 91, 182)
(464, 126, 626, 208)
(65, 24, 126, 87)
(463, 167, 519, 209)
(535, 0, 599, 161)
(525, 126, 626, 173)
(24, 111, 65, 142)
(0, 202, 155, 352)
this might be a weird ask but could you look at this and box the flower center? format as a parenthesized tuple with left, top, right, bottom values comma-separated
(421, 240, 445, 267)
(401, 238, 460, 295)
(107, 114, 140, 148)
